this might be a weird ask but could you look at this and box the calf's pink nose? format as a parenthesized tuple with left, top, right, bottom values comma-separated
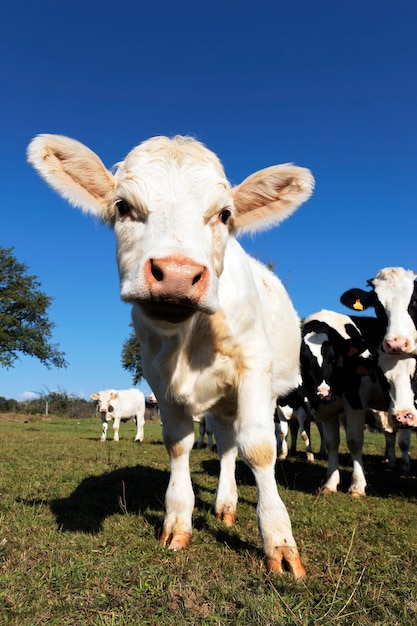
(145, 256, 208, 301)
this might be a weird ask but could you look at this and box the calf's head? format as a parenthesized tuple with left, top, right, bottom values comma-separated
(28, 134, 314, 327)
(340, 267, 417, 356)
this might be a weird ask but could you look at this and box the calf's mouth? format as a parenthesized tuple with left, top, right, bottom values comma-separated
(139, 300, 197, 324)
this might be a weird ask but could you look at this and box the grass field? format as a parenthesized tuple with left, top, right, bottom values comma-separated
(0, 414, 416, 625)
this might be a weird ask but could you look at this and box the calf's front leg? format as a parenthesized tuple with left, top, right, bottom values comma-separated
(237, 402, 305, 578)
(159, 407, 195, 550)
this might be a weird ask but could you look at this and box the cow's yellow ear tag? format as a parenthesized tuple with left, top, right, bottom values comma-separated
(353, 299, 364, 311)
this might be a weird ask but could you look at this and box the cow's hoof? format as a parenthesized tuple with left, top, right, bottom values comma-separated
(319, 486, 337, 495)
(216, 510, 236, 527)
(350, 491, 366, 498)
(266, 547, 306, 579)
(160, 531, 191, 551)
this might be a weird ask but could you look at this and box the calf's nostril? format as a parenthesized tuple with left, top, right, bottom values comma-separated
(151, 260, 164, 282)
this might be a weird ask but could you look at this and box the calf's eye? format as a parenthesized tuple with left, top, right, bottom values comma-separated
(219, 209, 231, 224)
(116, 200, 131, 217)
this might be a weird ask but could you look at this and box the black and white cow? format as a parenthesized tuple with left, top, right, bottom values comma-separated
(275, 386, 326, 463)
(341, 267, 417, 430)
(370, 409, 414, 473)
(341, 266, 417, 354)
(301, 309, 417, 495)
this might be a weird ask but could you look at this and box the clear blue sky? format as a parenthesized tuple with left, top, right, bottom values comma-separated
(1, 0, 417, 401)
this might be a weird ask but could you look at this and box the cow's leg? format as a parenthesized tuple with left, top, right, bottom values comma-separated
(344, 410, 367, 497)
(276, 418, 288, 460)
(320, 418, 340, 493)
(212, 416, 238, 526)
(398, 429, 411, 474)
(196, 418, 205, 448)
(316, 421, 327, 458)
(289, 417, 299, 456)
(159, 406, 195, 551)
(134, 415, 144, 442)
(236, 398, 305, 579)
(300, 422, 314, 462)
(296, 409, 314, 462)
(100, 414, 108, 442)
(112, 416, 120, 441)
(384, 431, 397, 468)
(206, 430, 213, 450)
(206, 416, 214, 451)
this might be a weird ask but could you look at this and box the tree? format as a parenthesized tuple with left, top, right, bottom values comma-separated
(121, 325, 143, 385)
(0, 246, 67, 369)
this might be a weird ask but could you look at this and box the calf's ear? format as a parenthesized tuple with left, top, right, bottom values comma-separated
(232, 164, 314, 233)
(27, 134, 115, 219)
(91, 393, 99, 400)
(340, 288, 374, 311)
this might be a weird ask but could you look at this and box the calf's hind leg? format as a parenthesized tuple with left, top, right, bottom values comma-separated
(212, 415, 238, 526)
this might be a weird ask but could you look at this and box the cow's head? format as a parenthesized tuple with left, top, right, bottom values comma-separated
(377, 353, 417, 429)
(28, 134, 314, 328)
(301, 326, 339, 406)
(91, 390, 118, 413)
(301, 313, 375, 409)
(340, 267, 417, 356)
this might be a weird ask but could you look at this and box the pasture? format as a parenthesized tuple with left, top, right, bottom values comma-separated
(0, 414, 416, 625)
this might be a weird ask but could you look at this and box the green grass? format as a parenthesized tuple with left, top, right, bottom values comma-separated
(0, 415, 416, 625)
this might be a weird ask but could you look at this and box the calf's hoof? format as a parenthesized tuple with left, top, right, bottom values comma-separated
(159, 531, 191, 551)
(266, 546, 306, 579)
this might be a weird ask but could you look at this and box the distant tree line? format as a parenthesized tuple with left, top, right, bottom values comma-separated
(0, 390, 95, 418)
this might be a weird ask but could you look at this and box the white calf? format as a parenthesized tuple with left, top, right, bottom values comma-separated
(91, 389, 146, 442)
(27, 133, 314, 577)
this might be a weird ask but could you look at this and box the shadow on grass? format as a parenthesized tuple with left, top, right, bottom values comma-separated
(200, 452, 417, 500)
(273, 451, 417, 499)
(44, 461, 257, 557)
(20, 447, 415, 548)
(49, 464, 169, 534)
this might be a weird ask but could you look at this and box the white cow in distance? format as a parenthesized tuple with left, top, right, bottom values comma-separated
(91, 388, 146, 442)
(27, 133, 314, 578)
